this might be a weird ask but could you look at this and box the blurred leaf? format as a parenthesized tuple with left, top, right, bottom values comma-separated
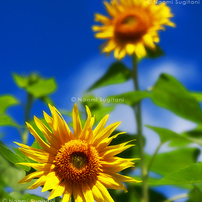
(92, 106, 115, 124)
(12, 73, 29, 88)
(0, 174, 6, 189)
(40, 96, 54, 105)
(145, 45, 165, 59)
(151, 74, 202, 123)
(0, 95, 19, 114)
(0, 154, 33, 191)
(26, 78, 57, 98)
(0, 189, 15, 200)
(0, 142, 30, 171)
(146, 148, 200, 176)
(108, 91, 151, 106)
(191, 92, 202, 102)
(88, 62, 131, 91)
(23, 193, 46, 201)
(0, 115, 18, 127)
(169, 125, 202, 147)
(146, 125, 189, 144)
(80, 94, 103, 110)
(109, 185, 167, 202)
(152, 163, 202, 185)
(187, 186, 202, 202)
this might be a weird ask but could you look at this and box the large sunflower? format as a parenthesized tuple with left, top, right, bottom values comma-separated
(16, 104, 139, 202)
(93, 0, 175, 59)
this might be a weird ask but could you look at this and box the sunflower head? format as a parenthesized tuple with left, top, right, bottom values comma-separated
(16, 103, 140, 202)
(93, 0, 175, 59)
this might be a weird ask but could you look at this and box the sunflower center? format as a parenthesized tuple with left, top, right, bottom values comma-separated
(114, 11, 150, 43)
(54, 139, 100, 184)
(70, 152, 87, 169)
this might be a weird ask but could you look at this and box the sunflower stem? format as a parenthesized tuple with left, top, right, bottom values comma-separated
(132, 54, 149, 202)
(22, 92, 34, 144)
(70, 196, 75, 202)
(147, 142, 162, 173)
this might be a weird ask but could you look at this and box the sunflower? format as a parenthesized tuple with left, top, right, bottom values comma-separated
(93, 0, 175, 59)
(16, 104, 139, 202)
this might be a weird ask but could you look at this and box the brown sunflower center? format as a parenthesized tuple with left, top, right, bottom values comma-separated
(70, 152, 87, 169)
(114, 10, 150, 43)
(54, 139, 100, 184)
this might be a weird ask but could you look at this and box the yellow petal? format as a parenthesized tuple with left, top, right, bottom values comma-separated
(48, 181, 66, 200)
(100, 140, 134, 158)
(17, 162, 55, 171)
(19, 170, 47, 183)
(113, 173, 141, 183)
(28, 175, 47, 189)
(96, 181, 114, 202)
(94, 13, 111, 25)
(49, 105, 70, 144)
(26, 122, 57, 155)
(102, 40, 117, 53)
(104, 1, 117, 17)
(95, 31, 113, 39)
(93, 114, 109, 138)
(42, 172, 61, 192)
(62, 184, 73, 202)
(19, 147, 55, 163)
(81, 183, 94, 202)
(96, 132, 126, 152)
(134, 43, 146, 58)
(73, 184, 84, 202)
(80, 105, 92, 140)
(43, 111, 53, 128)
(126, 44, 136, 55)
(98, 173, 127, 192)
(73, 103, 82, 139)
(90, 182, 104, 202)
(34, 116, 61, 149)
(93, 122, 121, 147)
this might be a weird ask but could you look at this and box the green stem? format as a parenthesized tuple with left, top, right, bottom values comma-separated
(70, 196, 75, 202)
(147, 143, 162, 173)
(132, 54, 148, 202)
(22, 93, 33, 144)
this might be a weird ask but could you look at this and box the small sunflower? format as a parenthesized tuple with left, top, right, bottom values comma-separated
(16, 104, 139, 202)
(93, 0, 175, 59)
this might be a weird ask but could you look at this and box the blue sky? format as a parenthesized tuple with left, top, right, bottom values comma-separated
(0, 1, 202, 201)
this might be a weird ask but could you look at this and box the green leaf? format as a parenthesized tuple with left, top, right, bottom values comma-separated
(91, 106, 115, 124)
(152, 163, 202, 185)
(191, 92, 202, 102)
(145, 45, 165, 59)
(0, 154, 33, 191)
(108, 91, 151, 106)
(0, 115, 18, 127)
(151, 74, 202, 123)
(40, 96, 54, 105)
(146, 125, 189, 144)
(88, 62, 131, 91)
(169, 125, 202, 147)
(26, 78, 57, 98)
(23, 193, 46, 201)
(12, 73, 29, 88)
(187, 187, 202, 202)
(146, 148, 199, 176)
(109, 185, 167, 202)
(0, 142, 30, 171)
(0, 95, 19, 114)
(0, 189, 15, 200)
